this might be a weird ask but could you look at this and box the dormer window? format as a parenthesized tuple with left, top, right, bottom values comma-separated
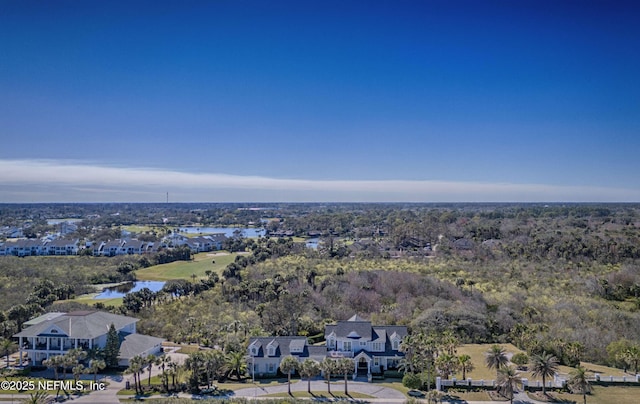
(251, 347, 258, 356)
(392, 340, 399, 350)
(50, 329, 58, 334)
(268, 347, 275, 356)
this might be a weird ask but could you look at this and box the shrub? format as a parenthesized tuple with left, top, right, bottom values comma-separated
(402, 373, 422, 389)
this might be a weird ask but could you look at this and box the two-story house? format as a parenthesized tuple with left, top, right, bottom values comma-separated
(325, 315, 407, 377)
(246, 315, 407, 381)
(14, 311, 164, 368)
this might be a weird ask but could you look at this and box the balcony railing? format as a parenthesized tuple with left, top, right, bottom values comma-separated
(327, 350, 354, 358)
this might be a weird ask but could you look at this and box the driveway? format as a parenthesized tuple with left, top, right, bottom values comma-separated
(233, 379, 406, 401)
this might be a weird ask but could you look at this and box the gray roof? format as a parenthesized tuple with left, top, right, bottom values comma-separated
(326, 320, 373, 340)
(46, 239, 79, 248)
(325, 316, 408, 356)
(23, 312, 66, 327)
(118, 333, 165, 360)
(15, 311, 138, 339)
(248, 336, 326, 359)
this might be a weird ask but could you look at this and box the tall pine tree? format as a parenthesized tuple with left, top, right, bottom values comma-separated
(104, 323, 120, 368)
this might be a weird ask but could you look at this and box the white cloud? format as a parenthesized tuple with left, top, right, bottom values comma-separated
(0, 159, 638, 202)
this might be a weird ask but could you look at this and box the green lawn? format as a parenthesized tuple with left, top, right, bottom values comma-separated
(455, 344, 628, 383)
(55, 293, 123, 308)
(456, 343, 525, 380)
(135, 252, 239, 281)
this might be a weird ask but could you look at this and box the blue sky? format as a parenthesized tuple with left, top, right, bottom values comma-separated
(1, 0, 639, 202)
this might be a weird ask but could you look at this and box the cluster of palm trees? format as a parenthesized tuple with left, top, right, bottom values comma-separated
(41, 348, 106, 399)
(126, 353, 179, 395)
(280, 356, 355, 396)
(128, 349, 252, 395)
(399, 330, 467, 390)
(486, 345, 591, 404)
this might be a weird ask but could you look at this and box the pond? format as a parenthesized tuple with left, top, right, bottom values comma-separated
(94, 281, 166, 299)
(306, 238, 320, 249)
(176, 227, 265, 238)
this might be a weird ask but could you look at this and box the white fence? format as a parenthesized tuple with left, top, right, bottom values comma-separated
(436, 374, 640, 391)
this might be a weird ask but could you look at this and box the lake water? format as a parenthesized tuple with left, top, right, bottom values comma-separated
(94, 281, 166, 299)
(176, 227, 265, 238)
(47, 219, 83, 225)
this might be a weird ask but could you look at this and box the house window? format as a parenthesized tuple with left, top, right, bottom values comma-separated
(268, 363, 275, 373)
(374, 358, 379, 366)
(360, 341, 366, 346)
(373, 342, 382, 351)
(392, 340, 399, 350)
(251, 347, 258, 356)
(268, 347, 275, 356)
(343, 341, 352, 351)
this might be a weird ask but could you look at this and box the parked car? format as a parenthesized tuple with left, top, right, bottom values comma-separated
(407, 389, 425, 398)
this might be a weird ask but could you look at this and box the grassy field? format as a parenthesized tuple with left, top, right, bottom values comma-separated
(456, 343, 524, 380)
(543, 385, 640, 404)
(135, 252, 239, 281)
(69, 294, 123, 307)
(455, 344, 628, 382)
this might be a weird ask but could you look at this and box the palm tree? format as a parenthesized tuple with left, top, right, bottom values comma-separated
(458, 354, 474, 380)
(435, 353, 459, 379)
(496, 366, 521, 404)
(203, 350, 223, 389)
(337, 358, 354, 395)
(300, 359, 321, 394)
(125, 355, 144, 395)
(185, 351, 205, 391)
(156, 355, 173, 391)
(43, 355, 63, 381)
(568, 366, 591, 404)
(279, 355, 300, 395)
(485, 344, 509, 378)
(72, 364, 85, 382)
(145, 354, 156, 386)
(62, 348, 86, 383)
(439, 330, 459, 356)
(623, 346, 640, 374)
(167, 360, 179, 391)
(224, 351, 247, 380)
(321, 358, 337, 395)
(24, 391, 51, 404)
(0, 338, 17, 368)
(530, 352, 559, 396)
(88, 359, 106, 383)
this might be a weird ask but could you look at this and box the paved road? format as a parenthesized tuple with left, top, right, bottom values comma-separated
(234, 379, 406, 401)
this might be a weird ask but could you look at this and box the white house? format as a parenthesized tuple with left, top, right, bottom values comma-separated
(246, 315, 407, 380)
(14, 311, 164, 367)
(324, 315, 407, 377)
